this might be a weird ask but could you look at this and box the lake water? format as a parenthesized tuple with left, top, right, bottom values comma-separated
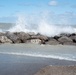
(0, 44, 76, 62)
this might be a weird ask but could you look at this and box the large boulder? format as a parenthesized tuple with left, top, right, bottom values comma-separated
(15, 32, 31, 43)
(31, 35, 48, 41)
(60, 33, 71, 37)
(31, 35, 48, 44)
(61, 42, 76, 45)
(34, 66, 76, 75)
(58, 36, 73, 45)
(45, 38, 60, 45)
(69, 35, 76, 43)
(30, 39, 42, 44)
(0, 32, 5, 36)
(5, 32, 21, 43)
(28, 32, 36, 36)
(0, 36, 12, 43)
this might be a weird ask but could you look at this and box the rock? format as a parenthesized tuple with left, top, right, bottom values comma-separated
(69, 35, 76, 43)
(0, 32, 5, 36)
(60, 33, 71, 37)
(70, 33, 76, 36)
(0, 36, 12, 43)
(53, 35, 60, 40)
(58, 36, 73, 44)
(5, 32, 21, 43)
(62, 42, 76, 45)
(15, 32, 31, 43)
(28, 32, 36, 36)
(30, 39, 42, 44)
(31, 35, 48, 44)
(34, 66, 76, 75)
(45, 38, 60, 45)
(31, 35, 48, 41)
(39, 35, 48, 41)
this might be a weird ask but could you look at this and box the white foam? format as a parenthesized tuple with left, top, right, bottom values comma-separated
(8, 15, 30, 32)
(8, 14, 76, 36)
(0, 52, 76, 61)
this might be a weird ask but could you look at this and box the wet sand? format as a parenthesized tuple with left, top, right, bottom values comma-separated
(0, 58, 76, 75)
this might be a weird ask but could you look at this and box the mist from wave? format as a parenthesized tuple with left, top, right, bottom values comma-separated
(8, 14, 76, 37)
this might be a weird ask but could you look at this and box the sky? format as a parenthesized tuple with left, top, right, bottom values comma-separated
(0, 0, 76, 24)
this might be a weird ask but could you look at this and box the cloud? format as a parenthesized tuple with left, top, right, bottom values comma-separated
(48, 0, 58, 6)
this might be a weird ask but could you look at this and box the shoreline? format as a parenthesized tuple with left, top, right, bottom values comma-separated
(0, 44, 76, 75)
(0, 43, 76, 62)
(0, 58, 76, 75)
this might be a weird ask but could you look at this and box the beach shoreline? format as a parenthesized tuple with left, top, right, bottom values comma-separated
(0, 58, 76, 75)
(0, 44, 76, 75)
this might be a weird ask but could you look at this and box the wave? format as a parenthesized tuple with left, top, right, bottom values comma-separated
(8, 14, 76, 37)
(0, 52, 76, 61)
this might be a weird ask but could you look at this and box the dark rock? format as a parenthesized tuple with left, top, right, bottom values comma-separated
(36, 33, 41, 35)
(70, 33, 76, 36)
(69, 35, 76, 43)
(0, 36, 12, 43)
(45, 38, 60, 45)
(15, 32, 31, 43)
(0, 32, 5, 36)
(0, 32, 75, 46)
(54, 35, 60, 40)
(60, 33, 71, 37)
(5, 32, 21, 43)
(58, 36, 73, 44)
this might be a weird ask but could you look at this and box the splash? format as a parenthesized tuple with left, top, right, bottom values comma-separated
(9, 15, 30, 32)
(8, 14, 76, 36)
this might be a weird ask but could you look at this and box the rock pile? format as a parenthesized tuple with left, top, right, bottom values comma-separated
(0, 32, 76, 45)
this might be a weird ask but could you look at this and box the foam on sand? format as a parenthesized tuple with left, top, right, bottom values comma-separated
(0, 52, 76, 61)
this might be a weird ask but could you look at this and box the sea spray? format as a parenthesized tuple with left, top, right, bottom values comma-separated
(8, 15, 30, 32)
(8, 14, 76, 36)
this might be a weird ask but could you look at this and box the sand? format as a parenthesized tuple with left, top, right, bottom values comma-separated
(34, 66, 76, 75)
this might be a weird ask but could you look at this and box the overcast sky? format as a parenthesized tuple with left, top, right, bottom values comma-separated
(0, 0, 76, 24)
